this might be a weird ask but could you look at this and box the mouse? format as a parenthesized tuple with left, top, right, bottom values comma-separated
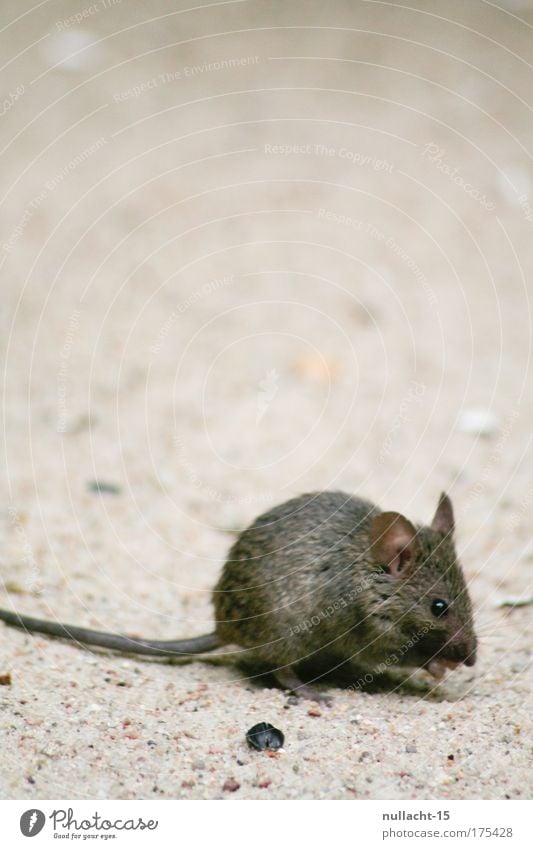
(0, 490, 477, 701)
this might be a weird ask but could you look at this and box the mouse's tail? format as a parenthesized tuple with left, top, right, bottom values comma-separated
(0, 607, 221, 656)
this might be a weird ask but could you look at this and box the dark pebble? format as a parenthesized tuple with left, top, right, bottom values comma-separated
(246, 722, 284, 751)
(87, 480, 121, 495)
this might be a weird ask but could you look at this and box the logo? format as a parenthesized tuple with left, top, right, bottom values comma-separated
(20, 809, 46, 837)
(256, 368, 279, 424)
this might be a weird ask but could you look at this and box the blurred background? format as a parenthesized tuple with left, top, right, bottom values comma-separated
(2, 0, 532, 603)
(0, 0, 533, 616)
(0, 0, 532, 799)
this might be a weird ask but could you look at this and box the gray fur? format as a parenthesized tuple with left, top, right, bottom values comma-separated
(0, 490, 477, 700)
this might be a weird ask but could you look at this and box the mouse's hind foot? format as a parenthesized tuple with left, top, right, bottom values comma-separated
(273, 666, 332, 704)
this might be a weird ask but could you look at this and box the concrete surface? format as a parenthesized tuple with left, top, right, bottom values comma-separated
(0, 0, 532, 799)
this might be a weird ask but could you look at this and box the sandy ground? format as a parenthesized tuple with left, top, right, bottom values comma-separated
(0, 0, 532, 800)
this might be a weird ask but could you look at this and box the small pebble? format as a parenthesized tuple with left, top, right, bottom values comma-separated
(286, 696, 299, 706)
(456, 408, 498, 437)
(406, 744, 417, 753)
(192, 760, 206, 770)
(0, 673, 12, 686)
(520, 543, 533, 562)
(495, 596, 533, 609)
(222, 777, 240, 793)
(4, 581, 26, 595)
(87, 480, 121, 495)
(41, 29, 104, 71)
(292, 353, 339, 383)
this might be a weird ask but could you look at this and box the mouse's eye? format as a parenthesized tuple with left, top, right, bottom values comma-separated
(430, 598, 449, 618)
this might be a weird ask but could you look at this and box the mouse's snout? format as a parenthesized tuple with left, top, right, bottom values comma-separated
(463, 637, 477, 666)
(446, 628, 477, 667)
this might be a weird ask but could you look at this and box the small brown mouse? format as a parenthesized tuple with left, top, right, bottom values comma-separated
(0, 491, 477, 701)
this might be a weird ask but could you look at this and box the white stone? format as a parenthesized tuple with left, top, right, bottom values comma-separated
(457, 409, 498, 436)
(40, 30, 104, 72)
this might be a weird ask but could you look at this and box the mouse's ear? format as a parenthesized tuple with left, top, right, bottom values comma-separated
(431, 492, 454, 536)
(370, 512, 418, 579)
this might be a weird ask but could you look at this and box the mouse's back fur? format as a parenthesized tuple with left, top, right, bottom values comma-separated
(214, 491, 477, 677)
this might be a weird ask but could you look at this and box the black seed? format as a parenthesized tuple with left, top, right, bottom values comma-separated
(246, 722, 284, 751)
